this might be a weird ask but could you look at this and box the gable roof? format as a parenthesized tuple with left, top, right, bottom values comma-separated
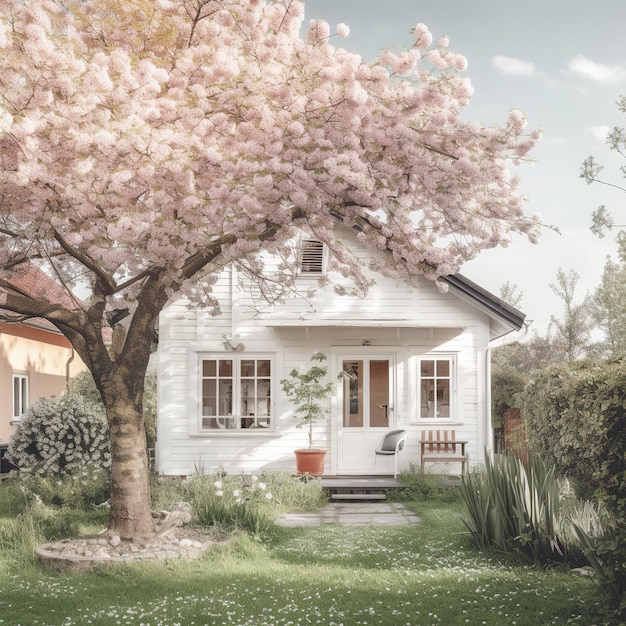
(326, 213, 526, 334)
(0, 263, 81, 333)
(441, 274, 526, 331)
(4, 263, 80, 309)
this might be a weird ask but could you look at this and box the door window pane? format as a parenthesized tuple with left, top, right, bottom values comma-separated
(342, 359, 390, 428)
(369, 360, 389, 428)
(342, 361, 363, 427)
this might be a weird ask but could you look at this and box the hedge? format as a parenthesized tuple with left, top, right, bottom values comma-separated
(524, 358, 626, 516)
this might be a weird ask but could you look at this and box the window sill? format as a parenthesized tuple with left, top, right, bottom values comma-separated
(409, 420, 464, 426)
(189, 430, 282, 439)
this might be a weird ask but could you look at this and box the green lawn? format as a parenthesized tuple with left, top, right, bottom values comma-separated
(0, 499, 598, 626)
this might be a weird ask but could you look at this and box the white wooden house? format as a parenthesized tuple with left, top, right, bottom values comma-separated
(156, 228, 525, 477)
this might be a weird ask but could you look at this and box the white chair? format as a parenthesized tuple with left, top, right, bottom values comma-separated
(374, 429, 407, 477)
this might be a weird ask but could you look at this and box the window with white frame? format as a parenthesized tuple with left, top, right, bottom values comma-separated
(12, 374, 28, 420)
(417, 357, 454, 419)
(200, 356, 273, 431)
(298, 239, 325, 274)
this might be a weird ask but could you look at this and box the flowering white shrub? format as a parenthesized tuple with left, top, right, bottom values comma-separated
(7, 394, 110, 477)
(183, 473, 277, 540)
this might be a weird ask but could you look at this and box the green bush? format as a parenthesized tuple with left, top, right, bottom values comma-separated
(18, 470, 110, 509)
(523, 358, 626, 515)
(397, 463, 461, 502)
(572, 519, 626, 620)
(491, 365, 526, 427)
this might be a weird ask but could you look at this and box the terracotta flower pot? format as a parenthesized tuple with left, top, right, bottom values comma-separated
(294, 449, 327, 476)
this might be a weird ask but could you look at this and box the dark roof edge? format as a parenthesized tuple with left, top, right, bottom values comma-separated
(440, 274, 526, 331)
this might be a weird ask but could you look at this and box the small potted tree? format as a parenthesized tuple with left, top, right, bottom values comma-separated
(281, 352, 334, 476)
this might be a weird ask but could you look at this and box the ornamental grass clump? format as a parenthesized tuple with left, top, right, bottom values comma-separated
(461, 452, 605, 567)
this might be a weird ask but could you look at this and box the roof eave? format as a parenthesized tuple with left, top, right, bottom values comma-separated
(440, 274, 526, 331)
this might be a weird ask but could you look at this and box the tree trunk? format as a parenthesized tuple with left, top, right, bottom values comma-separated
(106, 394, 155, 542)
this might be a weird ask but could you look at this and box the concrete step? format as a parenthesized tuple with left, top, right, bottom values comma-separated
(330, 492, 387, 501)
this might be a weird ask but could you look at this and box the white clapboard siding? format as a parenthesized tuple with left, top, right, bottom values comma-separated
(157, 229, 513, 477)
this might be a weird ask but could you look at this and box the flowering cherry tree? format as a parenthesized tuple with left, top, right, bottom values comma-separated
(0, 0, 541, 543)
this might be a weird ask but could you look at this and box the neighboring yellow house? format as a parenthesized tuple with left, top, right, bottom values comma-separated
(0, 265, 86, 460)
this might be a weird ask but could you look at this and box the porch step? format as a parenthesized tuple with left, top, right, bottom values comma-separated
(321, 476, 405, 501)
(330, 492, 387, 501)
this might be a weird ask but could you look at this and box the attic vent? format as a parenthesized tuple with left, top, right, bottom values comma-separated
(299, 239, 325, 274)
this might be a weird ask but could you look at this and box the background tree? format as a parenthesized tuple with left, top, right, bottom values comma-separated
(0, 0, 540, 543)
(589, 241, 626, 358)
(498, 281, 523, 309)
(580, 95, 626, 241)
(547, 268, 592, 362)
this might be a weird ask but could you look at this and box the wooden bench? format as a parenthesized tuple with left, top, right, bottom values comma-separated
(420, 430, 469, 474)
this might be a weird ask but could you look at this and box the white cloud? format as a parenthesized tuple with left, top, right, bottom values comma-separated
(492, 55, 536, 76)
(568, 55, 626, 84)
(585, 125, 610, 142)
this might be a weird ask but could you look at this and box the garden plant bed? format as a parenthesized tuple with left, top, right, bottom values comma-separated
(36, 502, 225, 571)
(37, 525, 221, 571)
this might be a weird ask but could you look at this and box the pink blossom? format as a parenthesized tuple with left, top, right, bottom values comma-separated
(412, 23, 433, 49)
(336, 22, 350, 38)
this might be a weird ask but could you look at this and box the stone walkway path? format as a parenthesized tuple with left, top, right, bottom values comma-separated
(276, 502, 420, 527)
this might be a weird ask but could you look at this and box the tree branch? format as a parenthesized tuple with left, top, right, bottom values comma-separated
(53, 230, 117, 295)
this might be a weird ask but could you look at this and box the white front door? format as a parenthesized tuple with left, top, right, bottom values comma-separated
(335, 353, 395, 474)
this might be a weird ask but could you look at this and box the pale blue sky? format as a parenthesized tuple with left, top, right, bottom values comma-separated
(305, 1, 626, 332)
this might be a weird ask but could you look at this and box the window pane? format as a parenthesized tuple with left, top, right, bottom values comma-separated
(13, 375, 27, 418)
(240, 360, 271, 429)
(240, 360, 255, 377)
(421, 360, 434, 377)
(202, 360, 216, 377)
(438, 378, 450, 417)
(421, 379, 435, 417)
(13, 377, 20, 417)
(258, 379, 271, 415)
(219, 360, 233, 377)
(241, 379, 254, 416)
(419, 358, 452, 419)
(219, 380, 232, 415)
(202, 416, 236, 429)
(202, 380, 217, 417)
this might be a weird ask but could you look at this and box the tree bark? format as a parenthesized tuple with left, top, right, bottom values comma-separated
(105, 393, 155, 542)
